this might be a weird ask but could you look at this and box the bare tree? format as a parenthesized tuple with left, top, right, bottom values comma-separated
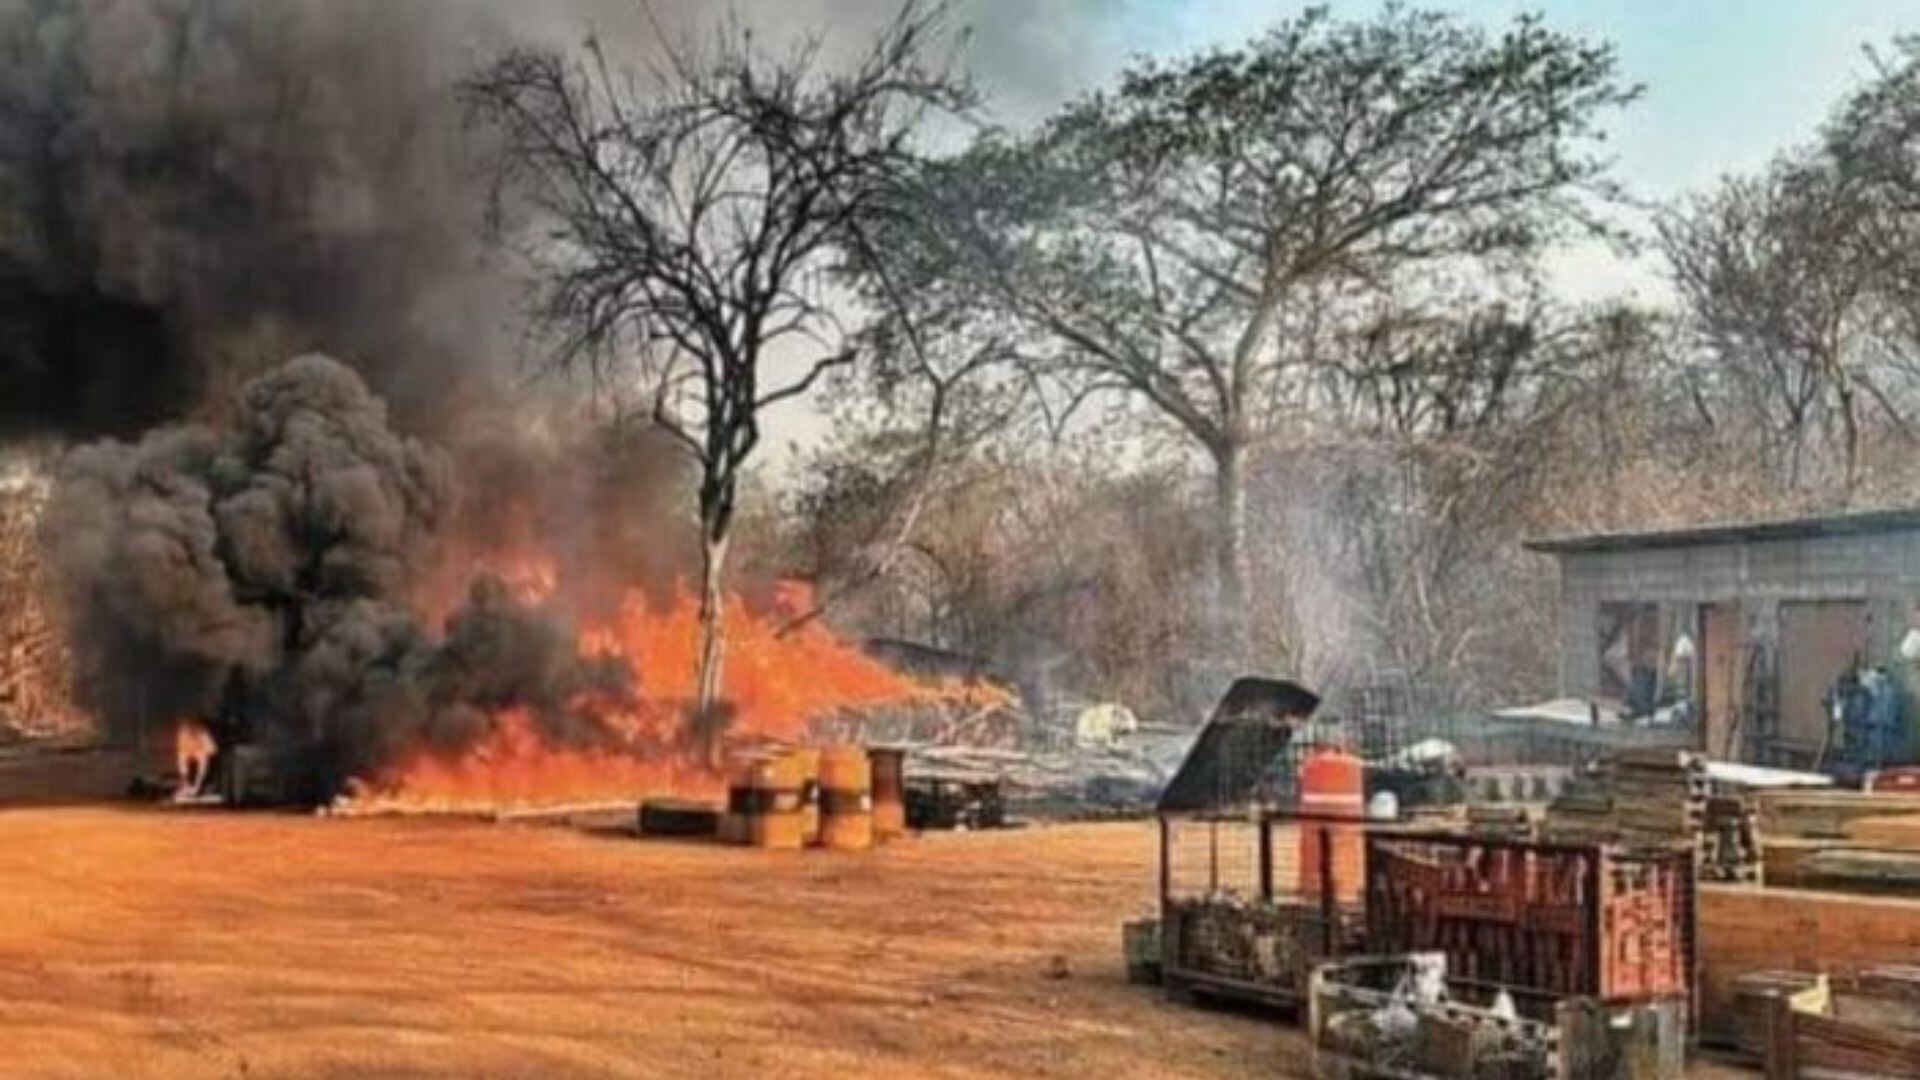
(464, 4, 967, 729)
(1660, 160, 1906, 491)
(893, 7, 1635, 659)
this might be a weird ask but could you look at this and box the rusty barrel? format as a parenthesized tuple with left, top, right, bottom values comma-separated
(1296, 746, 1366, 903)
(818, 745, 874, 850)
(717, 750, 762, 845)
(869, 747, 907, 841)
(722, 748, 808, 849)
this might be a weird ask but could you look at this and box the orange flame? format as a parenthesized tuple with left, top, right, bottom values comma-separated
(359, 578, 1007, 812)
(174, 719, 216, 798)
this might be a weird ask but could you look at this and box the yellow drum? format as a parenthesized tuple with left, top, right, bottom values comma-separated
(818, 745, 874, 850)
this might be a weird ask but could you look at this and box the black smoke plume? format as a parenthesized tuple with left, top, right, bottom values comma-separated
(43, 355, 630, 796)
(0, 0, 521, 439)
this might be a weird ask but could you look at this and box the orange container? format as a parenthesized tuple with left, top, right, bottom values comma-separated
(818, 745, 873, 850)
(869, 747, 907, 841)
(792, 746, 822, 845)
(1297, 747, 1366, 903)
(722, 747, 808, 849)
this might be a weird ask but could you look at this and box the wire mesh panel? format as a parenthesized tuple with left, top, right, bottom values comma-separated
(1164, 817, 1264, 900)
(1158, 813, 1390, 1005)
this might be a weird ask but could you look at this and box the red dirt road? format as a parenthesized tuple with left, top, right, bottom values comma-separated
(0, 810, 1293, 1079)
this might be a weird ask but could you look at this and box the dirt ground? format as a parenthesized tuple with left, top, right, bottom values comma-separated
(0, 807, 1300, 1079)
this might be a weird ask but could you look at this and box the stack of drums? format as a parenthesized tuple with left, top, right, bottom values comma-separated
(818, 745, 874, 850)
(869, 747, 907, 841)
(1296, 746, 1366, 904)
(720, 747, 810, 849)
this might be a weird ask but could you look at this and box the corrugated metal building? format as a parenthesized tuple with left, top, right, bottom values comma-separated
(1526, 507, 1920, 766)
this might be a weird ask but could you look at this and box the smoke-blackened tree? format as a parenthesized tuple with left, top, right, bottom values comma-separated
(463, 5, 967, 733)
(893, 6, 1635, 660)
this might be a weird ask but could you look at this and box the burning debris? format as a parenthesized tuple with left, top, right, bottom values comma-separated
(40, 355, 1005, 809)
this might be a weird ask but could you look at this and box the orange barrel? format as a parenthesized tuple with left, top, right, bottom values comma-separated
(869, 747, 907, 841)
(749, 749, 808, 849)
(1296, 747, 1366, 903)
(818, 745, 874, 850)
(792, 746, 822, 845)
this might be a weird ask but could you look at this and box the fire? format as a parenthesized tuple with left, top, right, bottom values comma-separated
(356, 706, 717, 810)
(359, 579, 1007, 812)
(173, 719, 216, 799)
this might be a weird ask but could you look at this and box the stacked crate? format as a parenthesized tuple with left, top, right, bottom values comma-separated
(1365, 834, 1697, 1019)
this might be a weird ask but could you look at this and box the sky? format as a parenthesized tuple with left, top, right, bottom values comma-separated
(954, 0, 1920, 299)
(735, 0, 1920, 461)
(959, 0, 1916, 194)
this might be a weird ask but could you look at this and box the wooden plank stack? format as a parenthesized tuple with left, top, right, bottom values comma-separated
(1756, 790, 1920, 841)
(1610, 748, 1710, 840)
(1466, 802, 1534, 841)
(1541, 749, 1769, 882)
(1536, 782, 1619, 845)
(1542, 750, 1709, 846)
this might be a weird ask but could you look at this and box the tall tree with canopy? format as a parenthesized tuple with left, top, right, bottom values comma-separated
(892, 6, 1635, 657)
(463, 4, 967, 731)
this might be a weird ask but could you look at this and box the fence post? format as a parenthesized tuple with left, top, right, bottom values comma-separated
(1259, 816, 1274, 901)
(1158, 815, 1170, 914)
(1763, 993, 1798, 1080)
(1320, 824, 1336, 956)
(1208, 819, 1218, 893)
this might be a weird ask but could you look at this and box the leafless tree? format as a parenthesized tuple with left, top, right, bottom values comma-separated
(1660, 159, 1910, 492)
(464, 3, 968, 729)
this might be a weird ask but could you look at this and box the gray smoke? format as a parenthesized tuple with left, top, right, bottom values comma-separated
(44, 355, 631, 795)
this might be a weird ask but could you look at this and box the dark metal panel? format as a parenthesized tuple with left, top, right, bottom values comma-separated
(1154, 677, 1319, 815)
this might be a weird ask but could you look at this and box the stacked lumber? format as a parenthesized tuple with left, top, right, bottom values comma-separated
(1847, 814, 1920, 848)
(1611, 748, 1709, 837)
(1540, 749, 1709, 856)
(1465, 802, 1533, 841)
(1762, 842, 1920, 896)
(1756, 790, 1920, 841)
(1538, 783, 1619, 844)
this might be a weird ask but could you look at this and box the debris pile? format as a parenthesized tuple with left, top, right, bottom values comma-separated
(1165, 893, 1353, 996)
(1311, 954, 1558, 1080)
